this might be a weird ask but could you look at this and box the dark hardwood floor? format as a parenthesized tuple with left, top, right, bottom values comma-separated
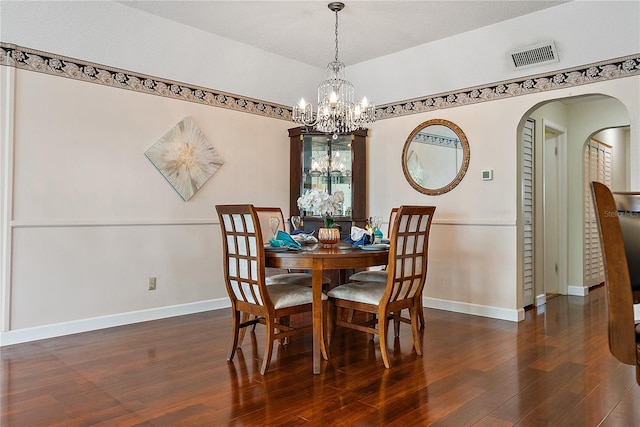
(2, 285, 639, 426)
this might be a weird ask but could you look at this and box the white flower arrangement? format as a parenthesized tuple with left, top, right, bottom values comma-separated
(297, 188, 344, 216)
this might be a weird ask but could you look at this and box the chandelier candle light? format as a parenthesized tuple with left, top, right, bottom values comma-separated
(292, 2, 375, 139)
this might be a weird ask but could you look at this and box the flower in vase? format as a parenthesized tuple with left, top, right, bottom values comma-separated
(297, 189, 344, 221)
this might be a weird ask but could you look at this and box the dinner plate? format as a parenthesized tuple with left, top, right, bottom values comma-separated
(359, 244, 389, 251)
(264, 246, 289, 252)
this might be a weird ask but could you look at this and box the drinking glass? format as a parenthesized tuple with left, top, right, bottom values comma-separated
(291, 215, 301, 231)
(269, 217, 280, 238)
(373, 216, 383, 230)
(372, 216, 383, 243)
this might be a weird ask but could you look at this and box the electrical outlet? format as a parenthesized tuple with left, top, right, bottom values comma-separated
(148, 277, 157, 290)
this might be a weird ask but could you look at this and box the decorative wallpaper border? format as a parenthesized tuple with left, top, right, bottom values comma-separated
(377, 54, 640, 119)
(1, 42, 639, 121)
(0, 43, 292, 121)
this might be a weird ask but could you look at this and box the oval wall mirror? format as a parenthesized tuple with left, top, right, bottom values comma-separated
(401, 119, 470, 195)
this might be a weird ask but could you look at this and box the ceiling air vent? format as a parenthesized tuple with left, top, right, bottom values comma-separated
(509, 41, 559, 70)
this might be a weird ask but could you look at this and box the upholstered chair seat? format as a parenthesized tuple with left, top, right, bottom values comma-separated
(266, 272, 331, 287)
(347, 270, 388, 283)
(328, 281, 386, 305)
(267, 283, 327, 309)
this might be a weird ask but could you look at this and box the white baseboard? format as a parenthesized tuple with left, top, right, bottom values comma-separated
(423, 296, 525, 322)
(535, 294, 546, 307)
(2, 295, 527, 346)
(567, 285, 589, 296)
(0, 298, 231, 346)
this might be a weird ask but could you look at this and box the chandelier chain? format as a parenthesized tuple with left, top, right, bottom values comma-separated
(334, 8, 339, 63)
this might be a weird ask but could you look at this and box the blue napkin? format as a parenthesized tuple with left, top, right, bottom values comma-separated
(269, 230, 301, 249)
(345, 234, 373, 247)
(291, 229, 315, 236)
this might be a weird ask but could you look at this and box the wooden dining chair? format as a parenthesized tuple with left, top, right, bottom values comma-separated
(590, 182, 640, 385)
(216, 204, 327, 375)
(254, 207, 331, 287)
(348, 207, 425, 331)
(612, 191, 640, 303)
(327, 205, 436, 368)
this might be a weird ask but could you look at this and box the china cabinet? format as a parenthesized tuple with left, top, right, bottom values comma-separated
(289, 127, 367, 238)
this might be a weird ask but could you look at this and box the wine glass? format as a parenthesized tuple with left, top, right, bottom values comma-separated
(269, 217, 280, 238)
(291, 215, 301, 231)
(373, 216, 383, 243)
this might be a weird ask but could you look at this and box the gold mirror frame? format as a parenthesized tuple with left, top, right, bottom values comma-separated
(401, 119, 470, 195)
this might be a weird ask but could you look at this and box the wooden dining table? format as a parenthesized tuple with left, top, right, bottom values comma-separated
(264, 243, 389, 374)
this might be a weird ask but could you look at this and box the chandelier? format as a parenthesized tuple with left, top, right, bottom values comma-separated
(292, 2, 375, 139)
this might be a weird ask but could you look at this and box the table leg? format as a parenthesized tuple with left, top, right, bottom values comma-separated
(312, 258, 326, 374)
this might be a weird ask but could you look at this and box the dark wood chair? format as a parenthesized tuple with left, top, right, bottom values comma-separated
(327, 205, 435, 368)
(216, 204, 327, 375)
(348, 207, 425, 331)
(590, 181, 640, 385)
(612, 191, 640, 303)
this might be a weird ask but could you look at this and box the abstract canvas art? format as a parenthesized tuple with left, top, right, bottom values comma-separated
(145, 116, 224, 201)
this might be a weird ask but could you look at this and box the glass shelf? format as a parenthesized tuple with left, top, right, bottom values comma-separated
(289, 127, 368, 228)
(301, 134, 353, 215)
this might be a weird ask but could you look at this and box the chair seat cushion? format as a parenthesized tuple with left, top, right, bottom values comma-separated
(268, 284, 327, 309)
(349, 270, 388, 283)
(327, 281, 386, 305)
(266, 273, 330, 287)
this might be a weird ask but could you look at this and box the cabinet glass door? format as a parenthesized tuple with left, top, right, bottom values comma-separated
(301, 134, 353, 216)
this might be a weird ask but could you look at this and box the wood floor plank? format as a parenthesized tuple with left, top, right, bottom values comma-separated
(2, 286, 639, 426)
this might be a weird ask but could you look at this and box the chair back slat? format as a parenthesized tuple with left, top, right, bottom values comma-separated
(386, 206, 435, 304)
(387, 207, 398, 237)
(590, 182, 636, 365)
(216, 205, 270, 307)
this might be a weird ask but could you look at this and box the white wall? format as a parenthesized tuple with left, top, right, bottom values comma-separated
(367, 78, 639, 320)
(593, 127, 630, 192)
(2, 57, 640, 344)
(2, 66, 293, 343)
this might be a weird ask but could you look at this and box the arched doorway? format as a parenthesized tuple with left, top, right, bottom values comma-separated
(518, 94, 630, 309)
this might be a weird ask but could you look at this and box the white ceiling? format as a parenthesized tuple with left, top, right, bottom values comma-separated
(117, 0, 570, 69)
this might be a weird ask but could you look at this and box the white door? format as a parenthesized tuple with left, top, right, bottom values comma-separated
(543, 129, 560, 296)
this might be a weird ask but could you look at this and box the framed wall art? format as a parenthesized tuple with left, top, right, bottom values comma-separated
(145, 116, 224, 201)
